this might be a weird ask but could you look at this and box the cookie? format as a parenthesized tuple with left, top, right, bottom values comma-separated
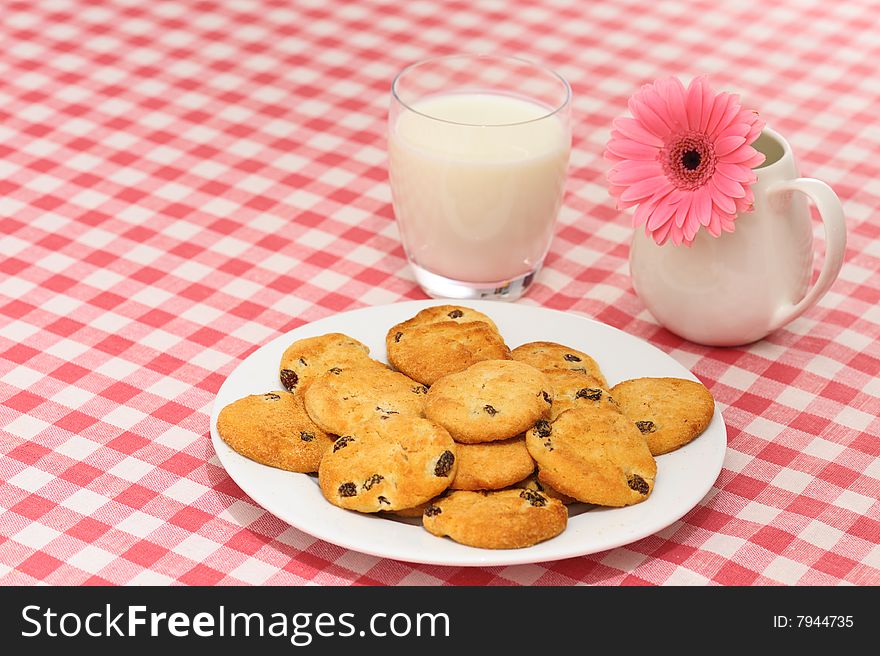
(512, 472, 577, 505)
(544, 369, 618, 419)
(394, 304, 501, 335)
(386, 501, 434, 519)
(217, 391, 334, 472)
(510, 341, 608, 388)
(610, 377, 715, 455)
(278, 333, 384, 393)
(318, 415, 457, 512)
(421, 489, 567, 549)
(425, 360, 552, 444)
(525, 405, 657, 507)
(450, 436, 534, 491)
(387, 320, 510, 386)
(304, 366, 428, 436)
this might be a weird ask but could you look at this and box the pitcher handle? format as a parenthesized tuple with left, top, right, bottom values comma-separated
(767, 177, 847, 331)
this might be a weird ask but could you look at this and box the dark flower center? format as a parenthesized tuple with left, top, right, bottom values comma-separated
(682, 149, 701, 170)
(660, 131, 717, 191)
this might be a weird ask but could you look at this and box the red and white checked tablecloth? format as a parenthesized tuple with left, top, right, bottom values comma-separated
(1, 0, 878, 586)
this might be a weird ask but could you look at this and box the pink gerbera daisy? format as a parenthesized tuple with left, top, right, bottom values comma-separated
(605, 76, 765, 246)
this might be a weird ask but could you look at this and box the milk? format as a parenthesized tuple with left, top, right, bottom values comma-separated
(389, 93, 570, 284)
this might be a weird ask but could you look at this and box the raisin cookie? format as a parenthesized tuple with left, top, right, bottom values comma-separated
(544, 369, 618, 419)
(425, 360, 552, 444)
(393, 304, 501, 335)
(217, 391, 334, 472)
(510, 341, 608, 388)
(422, 489, 567, 549)
(386, 501, 434, 519)
(318, 415, 457, 512)
(525, 405, 657, 507)
(450, 436, 535, 491)
(610, 377, 715, 455)
(512, 472, 577, 505)
(278, 333, 384, 393)
(303, 366, 428, 436)
(387, 320, 510, 386)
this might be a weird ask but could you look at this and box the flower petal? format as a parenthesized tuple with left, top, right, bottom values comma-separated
(653, 218, 675, 245)
(685, 212, 702, 240)
(612, 117, 664, 147)
(710, 178, 737, 215)
(685, 77, 706, 131)
(711, 94, 742, 133)
(707, 211, 723, 237)
(661, 77, 689, 131)
(608, 183, 628, 200)
(672, 194, 692, 229)
(619, 176, 670, 202)
(716, 161, 756, 183)
(629, 95, 673, 138)
(693, 185, 713, 226)
(715, 135, 747, 156)
(745, 113, 764, 142)
(664, 188, 685, 206)
(608, 161, 664, 185)
(718, 122, 752, 139)
(721, 144, 760, 164)
(743, 151, 766, 168)
(605, 137, 658, 161)
(699, 80, 716, 132)
(646, 197, 676, 231)
(735, 194, 753, 213)
(711, 171, 747, 198)
(704, 93, 732, 135)
(632, 199, 655, 228)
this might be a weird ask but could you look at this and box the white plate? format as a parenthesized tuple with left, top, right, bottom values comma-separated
(210, 300, 726, 567)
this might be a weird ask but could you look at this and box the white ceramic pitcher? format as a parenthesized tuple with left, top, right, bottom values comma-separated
(629, 127, 846, 346)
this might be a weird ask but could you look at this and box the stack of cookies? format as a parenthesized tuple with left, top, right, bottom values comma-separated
(217, 305, 715, 550)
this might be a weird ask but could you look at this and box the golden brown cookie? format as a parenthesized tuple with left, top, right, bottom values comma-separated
(512, 472, 577, 505)
(525, 406, 657, 507)
(278, 333, 384, 393)
(422, 489, 567, 549)
(386, 319, 510, 386)
(510, 341, 608, 388)
(450, 436, 534, 491)
(303, 366, 427, 436)
(318, 415, 456, 512)
(394, 304, 501, 335)
(385, 501, 434, 519)
(544, 369, 619, 419)
(217, 391, 334, 473)
(610, 377, 715, 455)
(424, 360, 552, 444)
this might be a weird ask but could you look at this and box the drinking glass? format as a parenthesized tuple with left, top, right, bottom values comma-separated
(389, 54, 571, 300)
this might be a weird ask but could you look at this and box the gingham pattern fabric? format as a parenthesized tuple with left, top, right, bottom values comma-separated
(1, 0, 878, 586)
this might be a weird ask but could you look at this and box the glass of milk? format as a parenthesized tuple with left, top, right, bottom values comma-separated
(389, 54, 571, 300)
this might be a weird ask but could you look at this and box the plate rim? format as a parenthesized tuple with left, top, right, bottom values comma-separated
(209, 299, 726, 567)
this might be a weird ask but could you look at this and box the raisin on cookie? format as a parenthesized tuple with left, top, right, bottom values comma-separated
(610, 377, 715, 455)
(512, 472, 577, 505)
(544, 368, 618, 419)
(318, 415, 457, 512)
(422, 489, 567, 549)
(425, 360, 552, 444)
(278, 333, 384, 394)
(304, 366, 427, 436)
(217, 391, 334, 473)
(510, 341, 608, 388)
(525, 405, 657, 507)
